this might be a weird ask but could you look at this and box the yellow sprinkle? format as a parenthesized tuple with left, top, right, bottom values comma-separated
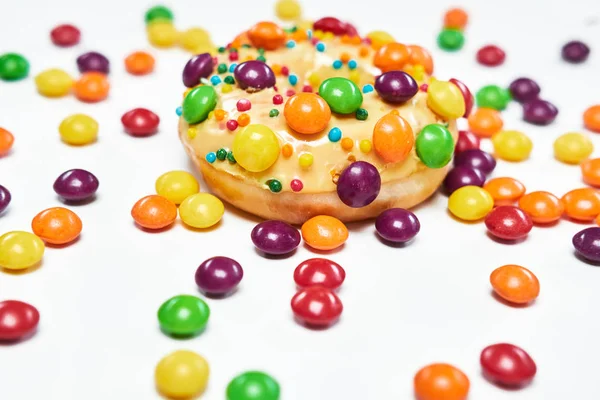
(323, 32, 334, 40)
(349, 70, 360, 84)
(314, 30, 325, 40)
(299, 152, 314, 168)
(221, 84, 233, 93)
(208, 111, 214, 119)
(359, 139, 372, 153)
(187, 127, 197, 139)
(308, 72, 321, 87)
(412, 64, 425, 81)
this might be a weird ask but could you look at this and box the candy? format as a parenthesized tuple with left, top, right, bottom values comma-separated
(554, 132, 593, 164)
(481, 344, 537, 387)
(415, 124, 454, 168)
(294, 258, 345, 289)
(180, 28, 212, 52)
(248, 21, 286, 50)
(443, 8, 468, 29)
(455, 130, 480, 154)
(50, 24, 80, 47)
(146, 22, 179, 48)
(414, 363, 470, 400)
(121, 108, 160, 137)
(448, 186, 494, 221)
(0, 53, 29, 81)
(313, 17, 351, 36)
(35, 68, 72, 97)
(77, 51, 109, 74)
(233, 124, 280, 172)
(448, 78, 474, 118)
(131, 195, 177, 230)
(284, 93, 331, 134)
(227, 372, 280, 400)
(182, 53, 214, 87)
(336, 161, 381, 208)
(476, 85, 511, 111)
(373, 42, 410, 72)
(454, 149, 496, 175)
(155, 171, 199, 205)
(0, 231, 45, 270)
(374, 71, 418, 103)
(562, 40, 590, 63)
(561, 188, 600, 221)
(195, 256, 243, 295)
(367, 31, 395, 50)
(0, 300, 39, 341)
(234, 61, 276, 90)
(375, 208, 420, 243)
(407, 45, 434, 75)
(490, 264, 539, 304)
(581, 158, 600, 186)
(483, 177, 526, 205)
(145, 5, 174, 24)
(73, 72, 110, 102)
(518, 191, 563, 224)
(468, 108, 503, 137)
(158, 295, 210, 337)
(125, 51, 155, 75)
(476, 45, 506, 66)
(182, 85, 217, 124)
(319, 77, 363, 114)
(251, 220, 301, 255)
(355, 108, 368, 120)
(179, 193, 224, 228)
(492, 130, 533, 162)
(373, 113, 414, 163)
(32, 207, 82, 245)
(275, 0, 302, 20)
(291, 287, 343, 326)
(59, 114, 98, 145)
(0, 185, 10, 214)
(0, 128, 14, 155)
(485, 206, 533, 240)
(268, 180, 282, 193)
(523, 99, 558, 125)
(301, 215, 348, 251)
(155, 350, 209, 399)
(443, 167, 485, 194)
(54, 169, 99, 201)
(426, 80, 465, 119)
(573, 227, 600, 262)
(508, 77, 540, 103)
(437, 29, 465, 51)
(583, 105, 600, 133)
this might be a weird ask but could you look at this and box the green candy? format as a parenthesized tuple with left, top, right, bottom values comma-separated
(217, 148, 227, 160)
(416, 124, 455, 168)
(144, 5, 174, 24)
(476, 85, 512, 110)
(183, 86, 217, 124)
(0, 53, 29, 81)
(227, 371, 280, 400)
(268, 180, 282, 193)
(318, 77, 363, 114)
(437, 29, 465, 51)
(157, 295, 210, 337)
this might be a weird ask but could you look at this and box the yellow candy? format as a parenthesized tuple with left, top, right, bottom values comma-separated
(426, 80, 465, 119)
(349, 70, 360, 84)
(187, 127, 197, 139)
(221, 84, 233, 93)
(359, 139, 372, 153)
(155, 171, 200, 204)
(308, 72, 321, 87)
(0, 231, 45, 270)
(232, 124, 280, 172)
(448, 186, 494, 221)
(275, 0, 302, 20)
(553, 132, 593, 164)
(59, 114, 98, 145)
(366, 30, 395, 50)
(179, 193, 224, 229)
(155, 350, 209, 399)
(492, 130, 533, 162)
(147, 22, 179, 48)
(180, 27, 212, 52)
(299, 153, 314, 168)
(34, 68, 73, 97)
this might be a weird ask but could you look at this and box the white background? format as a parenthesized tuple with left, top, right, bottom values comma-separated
(1, 0, 600, 398)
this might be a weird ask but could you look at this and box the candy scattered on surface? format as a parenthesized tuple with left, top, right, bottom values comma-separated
(448, 186, 494, 221)
(0, 53, 29, 81)
(492, 130, 533, 162)
(443, 8, 469, 30)
(437, 29, 465, 51)
(483, 177, 526, 206)
(455, 130, 480, 154)
(468, 107, 503, 137)
(0, 300, 40, 341)
(145, 5, 174, 24)
(284, 93, 331, 134)
(294, 258, 345, 290)
(179, 193, 224, 229)
(490, 264, 539, 304)
(415, 124, 454, 168)
(291, 286, 343, 327)
(131, 195, 177, 230)
(232, 124, 280, 172)
(518, 191, 563, 224)
(583, 105, 600, 133)
(553, 132, 593, 164)
(157, 295, 210, 337)
(121, 108, 160, 136)
(251, 220, 301, 255)
(414, 363, 470, 400)
(59, 114, 99, 145)
(195, 256, 243, 295)
(155, 350, 209, 399)
(155, 171, 199, 205)
(0, 185, 11, 214)
(275, 0, 302, 20)
(561, 188, 600, 221)
(146, 21, 179, 48)
(508, 77, 540, 103)
(0, 128, 14, 156)
(182, 85, 217, 124)
(561, 40, 590, 63)
(476, 45, 506, 66)
(73, 72, 110, 102)
(480, 343, 537, 387)
(50, 24, 80, 47)
(336, 161, 381, 208)
(53, 169, 99, 201)
(182, 53, 214, 88)
(32, 207, 82, 245)
(573, 227, 600, 262)
(319, 77, 363, 114)
(581, 158, 600, 186)
(234, 60, 276, 90)
(453, 149, 496, 175)
(375, 208, 420, 243)
(374, 71, 418, 103)
(125, 51, 155, 75)
(476, 85, 511, 111)
(35, 68, 73, 97)
(523, 99, 558, 125)
(485, 206, 533, 240)
(0, 231, 45, 270)
(443, 167, 485, 194)
(372, 113, 414, 163)
(301, 215, 348, 251)
(77, 51, 109, 74)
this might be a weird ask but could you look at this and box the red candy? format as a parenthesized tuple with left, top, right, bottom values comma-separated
(227, 120, 239, 131)
(290, 179, 304, 192)
(0, 300, 40, 341)
(294, 258, 346, 290)
(236, 99, 251, 112)
(50, 24, 81, 47)
(449, 78, 474, 118)
(121, 108, 160, 137)
(485, 206, 533, 240)
(455, 130, 481, 154)
(480, 343, 537, 387)
(313, 17, 350, 36)
(476, 45, 506, 67)
(273, 94, 284, 105)
(291, 287, 343, 327)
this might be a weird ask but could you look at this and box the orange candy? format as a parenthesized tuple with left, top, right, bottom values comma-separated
(468, 108, 503, 138)
(483, 177, 526, 206)
(407, 45, 434, 75)
(373, 42, 410, 73)
(414, 363, 470, 400)
(584, 105, 600, 133)
(284, 93, 331, 135)
(32, 207, 82, 245)
(581, 158, 600, 187)
(247, 21, 286, 50)
(237, 113, 250, 127)
(125, 51, 155, 75)
(0, 127, 14, 156)
(131, 195, 177, 230)
(231, 31, 251, 49)
(561, 188, 600, 221)
(74, 72, 110, 102)
(281, 143, 293, 157)
(518, 191, 564, 224)
(341, 137, 354, 150)
(372, 113, 414, 163)
(443, 8, 469, 30)
(490, 265, 540, 304)
(301, 215, 349, 251)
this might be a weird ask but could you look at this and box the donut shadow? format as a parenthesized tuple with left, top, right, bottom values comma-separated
(303, 243, 345, 255)
(574, 251, 600, 266)
(491, 290, 534, 308)
(1, 260, 43, 275)
(485, 232, 528, 245)
(253, 247, 298, 259)
(293, 316, 340, 331)
(222, 202, 263, 224)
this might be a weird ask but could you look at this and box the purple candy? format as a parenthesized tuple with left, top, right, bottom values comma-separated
(53, 169, 99, 201)
(375, 208, 420, 243)
(0, 184, 11, 214)
(337, 161, 381, 208)
(182, 53, 214, 88)
(523, 99, 558, 125)
(76, 51, 109, 74)
(195, 256, 243, 295)
(573, 227, 600, 262)
(234, 61, 276, 91)
(508, 78, 540, 103)
(443, 167, 486, 194)
(374, 71, 418, 103)
(251, 220, 301, 255)
(453, 149, 497, 175)
(562, 41, 590, 63)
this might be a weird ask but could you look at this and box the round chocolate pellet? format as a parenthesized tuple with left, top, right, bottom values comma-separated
(182, 53, 214, 88)
(573, 227, 600, 262)
(53, 169, 99, 201)
(337, 161, 381, 208)
(523, 99, 558, 125)
(443, 167, 486, 194)
(508, 77, 540, 103)
(481, 343, 537, 387)
(76, 51, 109, 74)
(251, 220, 301, 255)
(195, 256, 243, 295)
(562, 40, 590, 63)
(374, 71, 418, 103)
(0, 184, 10, 214)
(234, 61, 276, 90)
(50, 24, 81, 47)
(453, 149, 497, 175)
(375, 208, 420, 243)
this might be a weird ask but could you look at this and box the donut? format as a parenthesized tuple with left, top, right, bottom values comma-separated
(178, 18, 468, 224)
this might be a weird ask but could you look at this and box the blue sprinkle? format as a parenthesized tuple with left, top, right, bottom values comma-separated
(206, 152, 217, 163)
(316, 42, 326, 52)
(348, 60, 358, 70)
(175, 106, 183, 116)
(229, 63, 237, 73)
(362, 84, 374, 94)
(307, 29, 313, 39)
(286, 40, 296, 48)
(332, 60, 343, 69)
(210, 75, 222, 85)
(288, 74, 298, 86)
(328, 127, 342, 142)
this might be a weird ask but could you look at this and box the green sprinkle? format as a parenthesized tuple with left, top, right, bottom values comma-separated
(268, 179, 282, 193)
(217, 63, 228, 74)
(269, 109, 280, 118)
(242, 44, 252, 49)
(224, 76, 235, 85)
(356, 108, 368, 121)
(257, 48, 265, 55)
(218, 47, 227, 53)
(229, 47, 238, 53)
(227, 151, 236, 163)
(216, 148, 227, 161)
(256, 55, 267, 62)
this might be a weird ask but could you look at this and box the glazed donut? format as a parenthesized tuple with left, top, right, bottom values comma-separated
(178, 18, 469, 224)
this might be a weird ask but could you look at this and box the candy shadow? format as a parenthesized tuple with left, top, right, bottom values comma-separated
(491, 290, 534, 308)
(1, 260, 43, 275)
(295, 285, 343, 295)
(486, 232, 527, 245)
(293, 316, 339, 331)
(374, 232, 415, 248)
(180, 219, 222, 233)
(200, 287, 239, 300)
(532, 220, 560, 228)
(480, 372, 532, 390)
(133, 221, 175, 233)
(303, 243, 345, 255)
(446, 210, 483, 225)
(253, 247, 297, 260)
(563, 216, 595, 225)
(159, 326, 207, 340)
(0, 329, 39, 346)
(574, 251, 600, 266)
(45, 235, 81, 249)
(58, 195, 98, 207)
